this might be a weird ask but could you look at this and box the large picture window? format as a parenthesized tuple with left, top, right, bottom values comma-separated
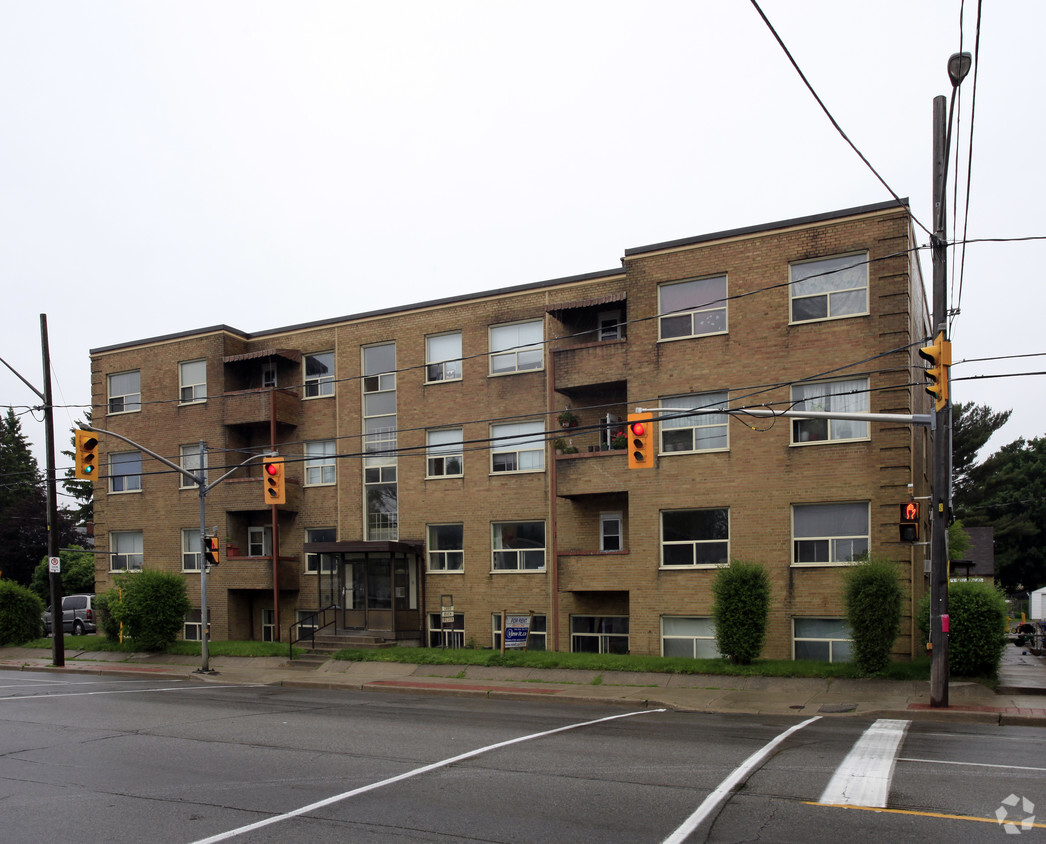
(792, 502, 869, 564)
(110, 531, 143, 571)
(426, 332, 462, 382)
(662, 617, 720, 659)
(658, 275, 727, 340)
(790, 253, 868, 323)
(489, 320, 543, 374)
(492, 521, 545, 571)
(571, 616, 629, 654)
(490, 420, 544, 473)
(661, 508, 729, 567)
(791, 378, 869, 443)
(108, 371, 140, 414)
(660, 392, 729, 453)
(794, 618, 853, 662)
(428, 524, 464, 572)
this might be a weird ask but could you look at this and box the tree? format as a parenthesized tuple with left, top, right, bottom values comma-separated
(0, 406, 41, 513)
(61, 411, 94, 526)
(952, 402, 1011, 502)
(0, 580, 45, 644)
(30, 546, 95, 602)
(844, 558, 903, 674)
(712, 560, 771, 665)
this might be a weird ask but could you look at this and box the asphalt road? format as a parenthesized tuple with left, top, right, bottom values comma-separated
(2, 671, 1044, 843)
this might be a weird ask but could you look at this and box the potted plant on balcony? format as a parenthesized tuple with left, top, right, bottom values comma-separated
(611, 432, 627, 450)
(557, 409, 579, 429)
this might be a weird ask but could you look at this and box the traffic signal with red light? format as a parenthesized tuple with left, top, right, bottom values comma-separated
(919, 332, 951, 412)
(74, 429, 99, 480)
(262, 455, 286, 504)
(627, 412, 654, 469)
(204, 536, 220, 566)
(899, 500, 920, 542)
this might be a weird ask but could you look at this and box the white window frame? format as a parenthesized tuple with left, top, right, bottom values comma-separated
(179, 443, 207, 489)
(570, 615, 629, 654)
(107, 370, 141, 415)
(658, 275, 728, 341)
(305, 440, 336, 486)
(491, 521, 546, 572)
(428, 523, 464, 572)
(790, 378, 870, 444)
(428, 612, 464, 648)
(660, 508, 730, 568)
(425, 332, 463, 383)
(184, 609, 202, 641)
(792, 502, 870, 566)
(427, 428, 463, 478)
(182, 528, 202, 572)
(179, 359, 207, 404)
(662, 616, 720, 659)
(304, 351, 335, 398)
(110, 530, 143, 572)
(600, 512, 623, 552)
(490, 420, 545, 474)
(793, 618, 853, 662)
(304, 528, 336, 574)
(789, 252, 869, 324)
(261, 608, 275, 642)
(598, 310, 623, 341)
(109, 451, 142, 493)
(248, 526, 273, 557)
(660, 391, 730, 454)
(489, 319, 544, 375)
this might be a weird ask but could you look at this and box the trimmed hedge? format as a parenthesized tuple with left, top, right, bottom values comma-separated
(0, 580, 45, 645)
(917, 580, 1009, 677)
(104, 570, 191, 652)
(713, 560, 771, 665)
(845, 558, 903, 674)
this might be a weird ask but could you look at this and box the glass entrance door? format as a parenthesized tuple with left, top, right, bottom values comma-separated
(342, 557, 393, 631)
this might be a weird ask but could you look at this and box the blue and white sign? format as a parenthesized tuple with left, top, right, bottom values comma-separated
(504, 614, 532, 650)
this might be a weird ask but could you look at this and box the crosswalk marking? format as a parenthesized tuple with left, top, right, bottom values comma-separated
(819, 718, 910, 808)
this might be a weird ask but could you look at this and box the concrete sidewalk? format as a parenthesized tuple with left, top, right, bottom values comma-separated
(2, 642, 1045, 726)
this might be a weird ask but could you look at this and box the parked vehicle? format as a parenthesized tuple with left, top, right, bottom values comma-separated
(42, 594, 97, 636)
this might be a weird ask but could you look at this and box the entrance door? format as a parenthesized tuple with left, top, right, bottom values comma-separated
(342, 557, 393, 631)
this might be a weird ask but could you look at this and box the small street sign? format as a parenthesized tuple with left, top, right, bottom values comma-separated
(48, 556, 60, 573)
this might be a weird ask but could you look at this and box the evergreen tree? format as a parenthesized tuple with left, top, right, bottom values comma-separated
(0, 407, 41, 512)
(952, 402, 1011, 503)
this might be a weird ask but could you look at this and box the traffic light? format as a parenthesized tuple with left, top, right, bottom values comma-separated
(919, 331, 951, 412)
(74, 429, 99, 480)
(899, 501, 920, 542)
(262, 455, 286, 504)
(626, 412, 654, 469)
(204, 535, 220, 566)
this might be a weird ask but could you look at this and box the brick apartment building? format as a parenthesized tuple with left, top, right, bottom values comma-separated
(89, 199, 933, 661)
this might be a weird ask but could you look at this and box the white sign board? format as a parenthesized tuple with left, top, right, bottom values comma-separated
(48, 556, 61, 573)
(504, 614, 532, 649)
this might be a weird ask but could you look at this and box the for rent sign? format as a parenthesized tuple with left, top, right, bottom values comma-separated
(503, 613, 532, 650)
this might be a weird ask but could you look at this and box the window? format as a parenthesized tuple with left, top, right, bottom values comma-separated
(179, 359, 207, 404)
(426, 332, 462, 382)
(427, 428, 463, 477)
(248, 526, 272, 557)
(598, 310, 623, 341)
(492, 521, 546, 571)
(662, 617, 720, 659)
(491, 420, 545, 473)
(179, 443, 207, 489)
(571, 615, 629, 654)
(660, 392, 729, 453)
(428, 612, 464, 648)
(261, 608, 275, 642)
(489, 320, 543, 374)
(428, 524, 464, 572)
(791, 378, 869, 443)
(790, 253, 868, 323)
(600, 512, 623, 552)
(182, 528, 202, 571)
(184, 609, 202, 641)
(658, 275, 727, 340)
(296, 610, 319, 639)
(363, 343, 398, 541)
(304, 352, 335, 397)
(661, 508, 729, 567)
(108, 370, 141, 414)
(262, 363, 277, 389)
(305, 528, 336, 574)
(111, 530, 143, 571)
(110, 451, 142, 493)
(792, 502, 869, 565)
(794, 618, 853, 662)
(305, 440, 336, 486)
(365, 465, 398, 540)
(492, 614, 547, 651)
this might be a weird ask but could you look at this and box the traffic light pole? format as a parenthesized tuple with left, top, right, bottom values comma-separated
(85, 425, 272, 673)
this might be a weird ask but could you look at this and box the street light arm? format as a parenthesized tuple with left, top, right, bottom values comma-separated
(85, 425, 197, 484)
(202, 451, 275, 495)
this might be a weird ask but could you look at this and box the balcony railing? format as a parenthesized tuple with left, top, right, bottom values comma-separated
(553, 339, 627, 392)
(223, 388, 302, 428)
(557, 551, 632, 591)
(219, 553, 301, 591)
(215, 476, 302, 512)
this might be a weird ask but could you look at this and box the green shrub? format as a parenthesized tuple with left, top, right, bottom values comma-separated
(916, 581, 1008, 677)
(30, 547, 96, 602)
(0, 580, 45, 645)
(93, 591, 121, 641)
(106, 570, 191, 652)
(713, 560, 771, 665)
(845, 558, 903, 674)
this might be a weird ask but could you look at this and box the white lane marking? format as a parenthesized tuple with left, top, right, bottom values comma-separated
(0, 684, 262, 701)
(901, 756, 1046, 773)
(661, 716, 821, 844)
(819, 718, 910, 808)
(190, 707, 668, 844)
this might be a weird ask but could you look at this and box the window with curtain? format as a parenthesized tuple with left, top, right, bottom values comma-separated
(660, 391, 729, 452)
(791, 378, 869, 443)
(792, 502, 869, 564)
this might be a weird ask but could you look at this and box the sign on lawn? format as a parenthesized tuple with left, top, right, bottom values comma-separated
(503, 613, 532, 650)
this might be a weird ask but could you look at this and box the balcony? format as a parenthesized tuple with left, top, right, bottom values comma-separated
(554, 447, 631, 498)
(216, 476, 302, 513)
(553, 339, 627, 392)
(217, 554, 300, 591)
(223, 388, 302, 429)
(557, 551, 632, 592)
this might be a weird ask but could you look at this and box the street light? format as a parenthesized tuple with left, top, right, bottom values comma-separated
(948, 51, 972, 87)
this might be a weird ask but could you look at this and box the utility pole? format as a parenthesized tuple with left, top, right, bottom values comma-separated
(40, 316, 65, 667)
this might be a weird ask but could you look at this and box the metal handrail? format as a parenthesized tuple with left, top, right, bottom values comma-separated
(288, 604, 338, 660)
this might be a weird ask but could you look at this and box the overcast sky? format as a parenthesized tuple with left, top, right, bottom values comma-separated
(2, 1, 1043, 484)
